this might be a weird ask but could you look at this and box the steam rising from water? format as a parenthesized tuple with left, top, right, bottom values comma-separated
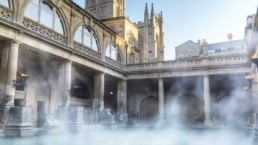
(0, 128, 252, 145)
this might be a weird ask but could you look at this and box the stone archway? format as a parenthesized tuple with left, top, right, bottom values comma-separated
(140, 97, 158, 124)
(173, 94, 203, 124)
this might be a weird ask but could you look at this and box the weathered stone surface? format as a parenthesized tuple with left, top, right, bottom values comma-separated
(67, 106, 84, 133)
(0, 107, 8, 129)
(4, 106, 33, 137)
(101, 109, 115, 123)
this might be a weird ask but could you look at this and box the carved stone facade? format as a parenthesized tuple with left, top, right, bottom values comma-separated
(0, 0, 256, 137)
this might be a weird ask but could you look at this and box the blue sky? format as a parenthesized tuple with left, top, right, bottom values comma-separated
(126, 0, 258, 60)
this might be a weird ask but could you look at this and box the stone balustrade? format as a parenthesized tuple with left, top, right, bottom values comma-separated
(105, 57, 124, 69)
(0, 5, 12, 20)
(73, 42, 101, 59)
(126, 56, 248, 72)
(22, 18, 66, 44)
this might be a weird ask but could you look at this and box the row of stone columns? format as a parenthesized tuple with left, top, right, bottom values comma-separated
(0, 40, 214, 128)
(157, 75, 212, 127)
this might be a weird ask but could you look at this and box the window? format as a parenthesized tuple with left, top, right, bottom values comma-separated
(179, 50, 185, 57)
(227, 47, 234, 51)
(208, 50, 215, 54)
(74, 25, 99, 52)
(0, 0, 10, 8)
(221, 48, 227, 52)
(106, 44, 121, 62)
(235, 46, 242, 50)
(188, 48, 195, 56)
(24, 0, 64, 35)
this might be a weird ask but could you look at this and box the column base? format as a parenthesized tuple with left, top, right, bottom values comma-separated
(204, 120, 213, 127)
(4, 106, 33, 137)
(156, 120, 166, 127)
(117, 112, 128, 123)
(0, 107, 8, 129)
(66, 106, 84, 133)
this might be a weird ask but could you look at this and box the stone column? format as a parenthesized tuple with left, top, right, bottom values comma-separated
(117, 80, 128, 123)
(99, 73, 105, 110)
(93, 73, 104, 110)
(158, 78, 165, 124)
(203, 75, 212, 127)
(64, 60, 71, 109)
(0, 41, 20, 129)
(2, 41, 20, 107)
(252, 80, 258, 127)
(61, 60, 71, 126)
(93, 73, 105, 123)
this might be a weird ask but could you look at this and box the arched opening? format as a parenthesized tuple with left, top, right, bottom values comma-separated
(105, 43, 121, 62)
(210, 75, 252, 125)
(140, 97, 158, 124)
(71, 78, 91, 100)
(173, 94, 203, 124)
(0, 0, 10, 8)
(74, 25, 99, 52)
(24, 0, 65, 35)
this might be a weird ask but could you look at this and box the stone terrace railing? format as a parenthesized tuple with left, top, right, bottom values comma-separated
(73, 42, 101, 59)
(126, 56, 249, 72)
(105, 57, 124, 69)
(0, 5, 12, 20)
(22, 18, 66, 44)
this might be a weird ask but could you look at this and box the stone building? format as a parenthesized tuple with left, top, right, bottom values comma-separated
(0, 0, 256, 136)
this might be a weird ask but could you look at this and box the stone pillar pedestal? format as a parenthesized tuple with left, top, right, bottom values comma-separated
(67, 106, 84, 133)
(203, 75, 212, 127)
(101, 109, 117, 129)
(4, 106, 32, 137)
(0, 107, 9, 129)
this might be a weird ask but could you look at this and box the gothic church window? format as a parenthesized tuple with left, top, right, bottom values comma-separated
(74, 25, 99, 52)
(0, 0, 10, 8)
(24, 0, 64, 35)
(106, 44, 121, 62)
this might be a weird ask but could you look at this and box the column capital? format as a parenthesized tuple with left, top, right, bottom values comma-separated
(65, 59, 72, 63)
(158, 77, 164, 81)
(96, 72, 105, 76)
(1, 40, 21, 45)
(202, 74, 209, 77)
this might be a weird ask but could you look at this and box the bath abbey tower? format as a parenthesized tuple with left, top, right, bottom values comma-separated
(86, 0, 165, 63)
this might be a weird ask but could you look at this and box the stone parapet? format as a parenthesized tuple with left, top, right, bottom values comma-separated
(126, 56, 248, 72)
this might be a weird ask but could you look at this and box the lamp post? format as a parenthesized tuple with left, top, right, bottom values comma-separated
(13, 72, 29, 106)
(20, 73, 29, 106)
(245, 73, 254, 89)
